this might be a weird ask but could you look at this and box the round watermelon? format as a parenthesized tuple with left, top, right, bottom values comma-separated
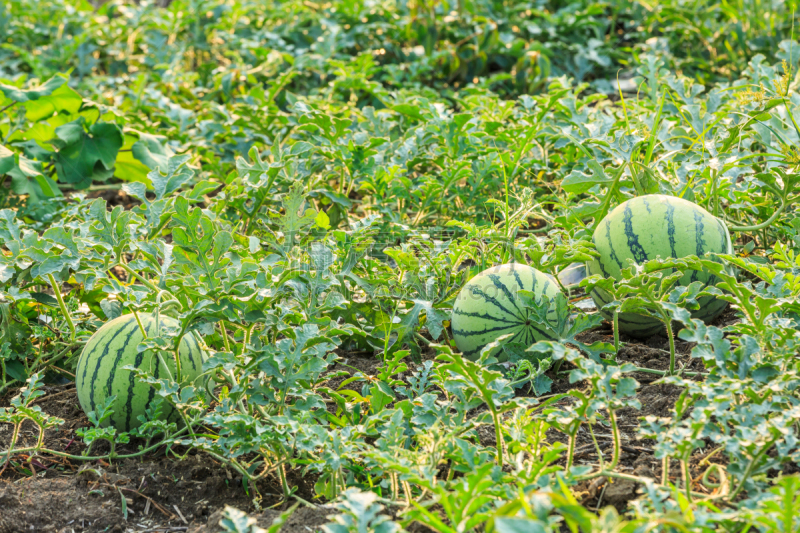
(451, 263, 562, 360)
(75, 314, 205, 432)
(587, 194, 732, 337)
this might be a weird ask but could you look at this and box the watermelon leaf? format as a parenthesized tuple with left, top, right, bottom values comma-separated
(517, 291, 615, 363)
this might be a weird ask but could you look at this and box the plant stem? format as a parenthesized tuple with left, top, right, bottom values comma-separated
(728, 191, 787, 232)
(241, 325, 253, 357)
(566, 433, 576, 471)
(117, 263, 168, 297)
(47, 274, 75, 342)
(681, 458, 693, 503)
(727, 438, 778, 500)
(663, 314, 676, 376)
(492, 408, 504, 468)
(278, 462, 291, 501)
(575, 469, 708, 499)
(220, 322, 231, 352)
(588, 425, 605, 470)
(1, 425, 192, 464)
(629, 366, 705, 378)
(608, 410, 621, 470)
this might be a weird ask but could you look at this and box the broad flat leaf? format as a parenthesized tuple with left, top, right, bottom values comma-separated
(392, 103, 426, 121)
(113, 150, 149, 184)
(25, 112, 85, 144)
(0, 75, 82, 121)
(0, 263, 13, 283)
(14, 139, 53, 162)
(0, 75, 66, 102)
(132, 131, 173, 171)
(2, 144, 60, 198)
(4, 360, 28, 382)
(0, 145, 14, 175)
(100, 299, 121, 320)
(53, 119, 123, 188)
(314, 209, 330, 229)
(24, 84, 82, 121)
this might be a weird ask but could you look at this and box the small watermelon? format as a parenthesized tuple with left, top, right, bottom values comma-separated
(451, 263, 562, 360)
(587, 194, 732, 337)
(75, 314, 206, 432)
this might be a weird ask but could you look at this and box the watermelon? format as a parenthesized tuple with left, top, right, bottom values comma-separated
(75, 314, 205, 432)
(586, 194, 732, 337)
(451, 263, 562, 360)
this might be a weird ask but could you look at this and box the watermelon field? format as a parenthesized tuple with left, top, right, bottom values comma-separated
(3, 0, 800, 531)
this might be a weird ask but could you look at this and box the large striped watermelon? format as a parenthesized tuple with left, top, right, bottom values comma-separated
(451, 263, 562, 360)
(76, 314, 205, 432)
(587, 194, 732, 337)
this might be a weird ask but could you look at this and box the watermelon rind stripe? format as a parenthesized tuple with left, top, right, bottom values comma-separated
(487, 274, 525, 319)
(452, 324, 523, 338)
(143, 341, 164, 424)
(666, 202, 677, 258)
(623, 203, 648, 263)
(185, 334, 201, 372)
(88, 318, 140, 414)
(690, 210, 706, 283)
(604, 219, 625, 271)
(452, 308, 518, 324)
(469, 287, 521, 320)
(123, 321, 155, 431)
(511, 270, 526, 298)
(79, 317, 135, 392)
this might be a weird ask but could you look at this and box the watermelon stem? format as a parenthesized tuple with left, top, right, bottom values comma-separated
(47, 274, 75, 342)
(608, 410, 621, 471)
(663, 312, 677, 376)
(588, 424, 605, 470)
(156, 351, 175, 383)
(565, 434, 576, 471)
(2, 424, 193, 463)
(219, 322, 232, 352)
(132, 310, 147, 337)
(575, 470, 708, 500)
(628, 366, 705, 378)
(242, 324, 254, 356)
(727, 436, 779, 501)
(681, 459, 692, 503)
(118, 263, 172, 301)
(727, 191, 787, 232)
(414, 332, 431, 346)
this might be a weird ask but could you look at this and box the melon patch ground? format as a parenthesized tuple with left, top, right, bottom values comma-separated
(3, 1, 800, 530)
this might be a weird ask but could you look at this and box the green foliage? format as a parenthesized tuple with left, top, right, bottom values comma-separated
(2, 0, 800, 531)
(322, 489, 403, 533)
